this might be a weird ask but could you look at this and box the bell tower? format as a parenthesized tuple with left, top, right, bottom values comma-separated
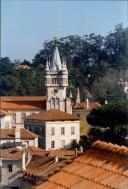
(45, 42, 72, 114)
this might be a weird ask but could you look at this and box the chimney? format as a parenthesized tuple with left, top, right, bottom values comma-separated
(55, 155, 59, 163)
(22, 151, 26, 170)
(75, 148, 78, 157)
(79, 145, 83, 153)
(86, 99, 89, 110)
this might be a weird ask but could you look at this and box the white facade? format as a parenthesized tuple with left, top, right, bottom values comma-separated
(0, 110, 43, 129)
(11, 110, 41, 127)
(0, 114, 12, 128)
(25, 120, 80, 151)
(45, 121, 80, 150)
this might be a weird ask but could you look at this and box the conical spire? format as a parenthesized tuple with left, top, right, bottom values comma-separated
(50, 45, 62, 71)
(76, 87, 81, 104)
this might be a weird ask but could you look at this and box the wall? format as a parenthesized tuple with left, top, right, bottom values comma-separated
(25, 120, 80, 150)
(45, 121, 80, 150)
(24, 122, 45, 148)
(0, 159, 21, 188)
(10, 110, 44, 128)
(73, 109, 90, 136)
(0, 115, 12, 129)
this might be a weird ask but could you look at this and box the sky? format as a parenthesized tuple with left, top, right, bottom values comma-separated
(1, 0, 128, 62)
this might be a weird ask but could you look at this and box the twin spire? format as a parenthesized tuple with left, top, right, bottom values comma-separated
(45, 45, 67, 72)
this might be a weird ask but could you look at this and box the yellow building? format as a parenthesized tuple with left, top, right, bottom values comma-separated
(72, 88, 101, 136)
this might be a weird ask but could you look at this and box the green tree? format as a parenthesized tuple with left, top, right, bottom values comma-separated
(87, 102, 128, 144)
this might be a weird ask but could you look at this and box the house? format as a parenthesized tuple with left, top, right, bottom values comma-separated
(0, 147, 23, 189)
(0, 146, 45, 189)
(0, 96, 46, 127)
(0, 127, 38, 148)
(33, 140, 128, 189)
(72, 88, 101, 136)
(24, 109, 80, 150)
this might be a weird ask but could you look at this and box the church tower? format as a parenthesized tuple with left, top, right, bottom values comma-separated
(45, 44, 72, 114)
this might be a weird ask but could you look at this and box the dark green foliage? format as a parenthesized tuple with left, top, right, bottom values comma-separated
(0, 24, 128, 101)
(87, 102, 128, 145)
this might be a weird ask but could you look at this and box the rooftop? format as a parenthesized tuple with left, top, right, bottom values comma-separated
(21, 149, 76, 183)
(0, 147, 22, 160)
(0, 128, 38, 140)
(33, 140, 128, 189)
(0, 110, 11, 116)
(0, 96, 46, 110)
(0, 146, 45, 161)
(25, 109, 79, 122)
(73, 101, 101, 110)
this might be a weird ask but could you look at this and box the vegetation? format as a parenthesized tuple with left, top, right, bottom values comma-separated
(0, 24, 128, 103)
(87, 102, 128, 145)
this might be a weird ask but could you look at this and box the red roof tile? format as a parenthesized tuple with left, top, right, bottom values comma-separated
(33, 141, 128, 189)
(0, 96, 46, 110)
(25, 109, 79, 121)
(0, 128, 38, 139)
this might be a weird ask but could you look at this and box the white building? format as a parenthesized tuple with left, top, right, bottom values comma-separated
(0, 110, 12, 129)
(25, 109, 80, 150)
(0, 146, 45, 189)
(0, 96, 46, 127)
(0, 127, 38, 148)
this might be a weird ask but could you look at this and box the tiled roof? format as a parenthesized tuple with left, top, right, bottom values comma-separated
(0, 128, 38, 139)
(0, 110, 11, 116)
(0, 146, 46, 161)
(0, 96, 46, 101)
(22, 150, 75, 177)
(0, 147, 22, 160)
(73, 102, 101, 110)
(0, 96, 46, 110)
(34, 141, 128, 189)
(25, 146, 46, 156)
(25, 109, 79, 121)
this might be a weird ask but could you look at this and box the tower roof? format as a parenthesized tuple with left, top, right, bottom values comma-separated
(50, 45, 62, 71)
(76, 87, 81, 104)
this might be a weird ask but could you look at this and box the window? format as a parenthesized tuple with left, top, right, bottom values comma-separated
(8, 164, 13, 172)
(51, 98, 55, 109)
(21, 112, 26, 123)
(71, 127, 75, 134)
(51, 127, 55, 135)
(61, 140, 65, 148)
(61, 127, 65, 135)
(51, 141, 55, 148)
(12, 113, 16, 123)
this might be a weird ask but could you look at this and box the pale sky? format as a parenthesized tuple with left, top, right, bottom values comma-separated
(1, 0, 128, 62)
